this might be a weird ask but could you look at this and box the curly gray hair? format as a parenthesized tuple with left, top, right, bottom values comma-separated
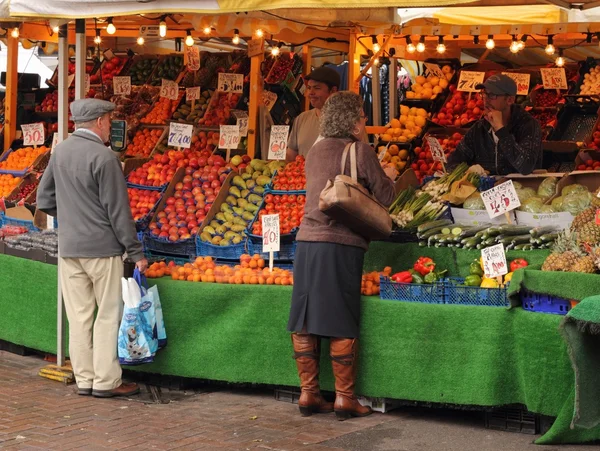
(319, 91, 363, 139)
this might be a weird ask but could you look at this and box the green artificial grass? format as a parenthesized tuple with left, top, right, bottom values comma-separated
(1, 250, 600, 444)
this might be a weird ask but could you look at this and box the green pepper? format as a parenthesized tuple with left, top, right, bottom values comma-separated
(464, 275, 482, 286)
(469, 262, 484, 277)
(424, 272, 438, 284)
(411, 272, 424, 284)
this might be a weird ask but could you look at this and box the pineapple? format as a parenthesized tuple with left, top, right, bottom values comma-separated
(577, 220, 600, 245)
(592, 187, 600, 208)
(571, 254, 597, 274)
(542, 230, 580, 271)
(571, 206, 596, 231)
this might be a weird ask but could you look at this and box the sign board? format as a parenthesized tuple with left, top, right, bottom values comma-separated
(21, 123, 45, 146)
(247, 38, 265, 58)
(168, 122, 193, 149)
(425, 136, 447, 163)
(481, 243, 508, 278)
(113, 76, 131, 96)
(185, 46, 200, 71)
(233, 111, 249, 137)
(139, 25, 160, 37)
(480, 180, 521, 219)
(160, 79, 179, 100)
(110, 120, 127, 152)
(262, 214, 280, 253)
(186, 87, 200, 102)
(502, 72, 530, 96)
(540, 68, 568, 90)
(268, 125, 289, 160)
(424, 62, 445, 78)
(262, 91, 278, 111)
(457, 71, 485, 92)
(219, 125, 241, 149)
(217, 73, 244, 93)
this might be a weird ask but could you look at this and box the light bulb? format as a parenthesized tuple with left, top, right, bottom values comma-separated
(159, 20, 167, 38)
(94, 29, 101, 44)
(203, 26, 211, 35)
(556, 54, 565, 67)
(510, 40, 520, 54)
(53, 25, 59, 33)
(185, 31, 194, 47)
(416, 37, 425, 53)
(11, 27, 19, 38)
(106, 18, 115, 35)
(232, 29, 240, 45)
(517, 40, 525, 51)
(545, 44, 555, 55)
(137, 36, 145, 46)
(485, 35, 495, 50)
(255, 29, 264, 38)
(407, 43, 416, 54)
(436, 43, 446, 54)
(374, 58, 379, 65)
(271, 46, 280, 56)
(372, 36, 380, 53)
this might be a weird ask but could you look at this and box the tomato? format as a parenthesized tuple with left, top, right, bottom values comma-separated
(265, 194, 273, 203)
(273, 195, 281, 204)
(278, 177, 288, 185)
(288, 194, 296, 203)
(274, 184, 282, 190)
(281, 194, 289, 203)
(258, 210, 267, 218)
(281, 185, 289, 191)
(265, 203, 274, 212)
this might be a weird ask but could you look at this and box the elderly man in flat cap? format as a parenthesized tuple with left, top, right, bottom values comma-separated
(38, 98, 147, 398)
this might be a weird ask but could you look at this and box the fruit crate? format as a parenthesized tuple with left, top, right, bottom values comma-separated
(245, 197, 299, 245)
(520, 290, 574, 315)
(125, 175, 168, 192)
(5, 173, 38, 203)
(269, 86, 302, 126)
(443, 277, 509, 307)
(545, 103, 600, 152)
(143, 231, 197, 259)
(379, 275, 445, 304)
(484, 405, 539, 434)
(123, 54, 161, 86)
(0, 147, 50, 177)
(265, 53, 303, 85)
(402, 58, 461, 113)
(265, 176, 305, 195)
(0, 211, 40, 232)
(195, 237, 251, 260)
(248, 240, 297, 262)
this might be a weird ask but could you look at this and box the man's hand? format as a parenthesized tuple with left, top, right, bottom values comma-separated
(484, 109, 505, 132)
(136, 258, 149, 274)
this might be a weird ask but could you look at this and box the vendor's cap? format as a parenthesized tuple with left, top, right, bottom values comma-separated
(476, 74, 517, 96)
(70, 98, 115, 123)
(305, 66, 341, 89)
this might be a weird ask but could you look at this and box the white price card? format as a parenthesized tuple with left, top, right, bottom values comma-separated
(217, 73, 244, 93)
(502, 72, 530, 96)
(424, 62, 445, 79)
(268, 125, 290, 160)
(262, 214, 280, 253)
(219, 125, 241, 149)
(186, 87, 200, 102)
(262, 91, 278, 111)
(425, 136, 447, 163)
(113, 76, 131, 96)
(248, 38, 265, 58)
(540, 68, 568, 90)
(160, 79, 179, 100)
(185, 45, 200, 71)
(21, 123, 45, 146)
(85, 74, 90, 94)
(233, 111, 249, 137)
(480, 180, 521, 219)
(457, 71, 485, 92)
(168, 122, 193, 149)
(481, 243, 508, 278)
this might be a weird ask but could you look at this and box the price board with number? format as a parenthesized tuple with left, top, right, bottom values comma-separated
(21, 123, 45, 146)
(186, 87, 200, 102)
(219, 125, 241, 149)
(217, 73, 244, 93)
(268, 125, 289, 160)
(480, 180, 521, 219)
(262, 214, 280, 253)
(113, 76, 131, 96)
(502, 72, 530, 96)
(481, 243, 508, 278)
(262, 91, 278, 111)
(168, 122, 193, 149)
(540, 68, 568, 90)
(233, 111, 249, 137)
(185, 46, 200, 71)
(247, 38, 265, 57)
(160, 79, 179, 100)
(425, 136, 447, 163)
(424, 62, 445, 78)
(457, 71, 485, 92)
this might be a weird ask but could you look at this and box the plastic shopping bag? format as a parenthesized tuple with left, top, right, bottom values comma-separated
(133, 269, 167, 349)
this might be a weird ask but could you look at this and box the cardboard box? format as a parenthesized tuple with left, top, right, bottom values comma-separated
(497, 173, 566, 203)
(5, 205, 35, 222)
(451, 207, 516, 226)
(394, 168, 419, 195)
(515, 211, 574, 229)
(555, 172, 600, 193)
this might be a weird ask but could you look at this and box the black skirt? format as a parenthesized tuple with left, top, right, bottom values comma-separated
(287, 241, 365, 338)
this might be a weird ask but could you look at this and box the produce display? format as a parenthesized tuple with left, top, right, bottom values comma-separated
(432, 88, 484, 127)
(570, 190, 600, 244)
(0, 147, 49, 172)
(271, 156, 306, 191)
(172, 91, 212, 123)
(361, 267, 391, 296)
(389, 256, 447, 284)
(198, 92, 241, 127)
(512, 180, 593, 215)
(124, 128, 164, 158)
(530, 110, 557, 136)
(37, 89, 75, 113)
(380, 106, 428, 143)
(154, 130, 219, 156)
(7, 179, 36, 203)
(141, 93, 184, 125)
(250, 192, 305, 237)
(404, 66, 453, 100)
(586, 123, 600, 152)
(92, 54, 127, 86)
(128, 188, 163, 224)
(0, 225, 29, 238)
(127, 57, 159, 85)
(0, 174, 20, 197)
(377, 144, 410, 174)
(4, 229, 58, 257)
(265, 54, 299, 84)
(148, 55, 184, 86)
(576, 156, 600, 171)
(111, 86, 160, 133)
(531, 89, 562, 107)
(410, 132, 464, 182)
(578, 65, 600, 97)
(127, 151, 180, 188)
(542, 229, 600, 273)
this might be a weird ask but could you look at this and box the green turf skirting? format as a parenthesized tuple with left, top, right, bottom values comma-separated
(1, 249, 599, 444)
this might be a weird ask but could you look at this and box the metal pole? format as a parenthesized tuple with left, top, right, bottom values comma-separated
(372, 64, 381, 126)
(75, 19, 86, 100)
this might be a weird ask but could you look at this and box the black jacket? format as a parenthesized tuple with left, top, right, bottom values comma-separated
(447, 105, 543, 175)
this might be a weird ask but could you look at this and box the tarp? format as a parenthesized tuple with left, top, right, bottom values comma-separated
(0, 43, 53, 88)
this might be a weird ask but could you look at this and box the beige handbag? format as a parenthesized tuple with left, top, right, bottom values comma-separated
(319, 142, 392, 240)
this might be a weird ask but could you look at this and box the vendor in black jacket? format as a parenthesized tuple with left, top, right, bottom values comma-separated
(447, 74, 542, 175)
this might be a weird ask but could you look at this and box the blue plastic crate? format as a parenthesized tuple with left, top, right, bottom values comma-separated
(0, 211, 40, 232)
(195, 236, 251, 260)
(145, 250, 192, 267)
(125, 178, 167, 191)
(245, 196, 299, 244)
(248, 240, 297, 261)
(143, 232, 197, 258)
(379, 275, 445, 304)
(444, 277, 508, 307)
(520, 290, 573, 315)
(265, 170, 306, 194)
(478, 176, 497, 192)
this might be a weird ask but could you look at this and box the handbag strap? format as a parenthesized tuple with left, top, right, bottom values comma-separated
(340, 142, 358, 182)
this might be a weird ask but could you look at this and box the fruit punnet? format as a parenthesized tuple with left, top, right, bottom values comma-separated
(405, 65, 454, 100)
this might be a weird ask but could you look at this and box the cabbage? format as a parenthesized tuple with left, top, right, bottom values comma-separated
(561, 184, 587, 197)
(512, 181, 523, 190)
(518, 197, 545, 213)
(561, 192, 592, 215)
(551, 196, 564, 211)
(537, 177, 558, 199)
(539, 205, 556, 213)
(516, 187, 536, 202)
(463, 192, 485, 210)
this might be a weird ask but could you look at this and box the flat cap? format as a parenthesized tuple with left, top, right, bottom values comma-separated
(476, 74, 517, 97)
(305, 66, 341, 89)
(70, 98, 115, 123)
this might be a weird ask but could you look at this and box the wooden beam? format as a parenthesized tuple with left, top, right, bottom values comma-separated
(349, 32, 361, 93)
(247, 52, 264, 159)
(74, 19, 86, 101)
(478, 49, 491, 62)
(538, 0, 572, 8)
(4, 36, 18, 153)
(302, 45, 313, 112)
(356, 34, 393, 86)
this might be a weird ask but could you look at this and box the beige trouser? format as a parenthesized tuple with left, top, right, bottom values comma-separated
(59, 256, 123, 391)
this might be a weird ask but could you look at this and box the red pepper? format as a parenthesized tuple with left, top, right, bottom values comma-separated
(391, 271, 413, 284)
(510, 258, 528, 272)
(413, 257, 436, 276)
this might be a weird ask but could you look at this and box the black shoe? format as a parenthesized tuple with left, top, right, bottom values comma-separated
(78, 387, 92, 396)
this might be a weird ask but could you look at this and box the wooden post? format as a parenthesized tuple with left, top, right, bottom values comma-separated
(4, 35, 18, 152)
(348, 32, 360, 93)
(372, 62, 381, 126)
(247, 52, 264, 159)
(389, 57, 398, 124)
(302, 45, 312, 111)
(74, 19, 86, 101)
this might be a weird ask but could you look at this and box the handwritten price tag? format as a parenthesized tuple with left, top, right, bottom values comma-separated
(186, 87, 200, 102)
(160, 79, 179, 100)
(185, 46, 200, 71)
(502, 72, 530, 96)
(480, 180, 521, 219)
(268, 125, 289, 160)
(457, 71, 485, 92)
(540, 68, 567, 90)
(262, 214, 280, 253)
(219, 125, 240, 149)
(113, 76, 131, 96)
(217, 73, 244, 93)
(481, 243, 508, 278)
(21, 123, 45, 146)
(262, 91, 278, 111)
(168, 122, 193, 149)
(425, 136, 447, 163)
(248, 38, 265, 58)
(424, 63, 445, 79)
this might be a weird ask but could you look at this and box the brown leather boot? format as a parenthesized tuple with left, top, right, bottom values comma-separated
(330, 338, 373, 421)
(291, 333, 334, 416)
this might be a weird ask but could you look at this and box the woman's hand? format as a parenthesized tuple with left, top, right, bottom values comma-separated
(383, 166, 398, 180)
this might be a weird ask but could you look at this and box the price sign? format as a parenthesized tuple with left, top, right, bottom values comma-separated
(540, 68, 568, 90)
(185, 45, 200, 71)
(84, 74, 90, 94)
(268, 125, 289, 160)
(219, 125, 241, 149)
(21, 123, 45, 146)
(480, 180, 521, 219)
(160, 79, 179, 100)
(113, 76, 131, 96)
(424, 62, 445, 78)
(186, 87, 200, 102)
(457, 71, 485, 92)
(502, 72, 530, 96)
(237, 117, 249, 137)
(262, 214, 280, 253)
(262, 91, 278, 111)
(248, 38, 265, 57)
(481, 243, 508, 278)
(168, 122, 193, 149)
(217, 73, 244, 93)
(425, 136, 447, 163)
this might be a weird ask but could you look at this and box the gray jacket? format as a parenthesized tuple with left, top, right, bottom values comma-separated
(37, 130, 143, 261)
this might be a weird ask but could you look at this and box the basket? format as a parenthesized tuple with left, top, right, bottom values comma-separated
(143, 232, 197, 259)
(245, 198, 298, 244)
(520, 290, 573, 315)
(0, 211, 40, 232)
(264, 177, 306, 195)
(379, 275, 445, 304)
(546, 103, 599, 144)
(0, 148, 38, 177)
(444, 277, 508, 307)
(248, 240, 297, 261)
(125, 177, 167, 192)
(195, 237, 251, 260)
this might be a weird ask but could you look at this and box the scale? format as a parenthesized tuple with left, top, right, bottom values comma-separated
(110, 119, 127, 152)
